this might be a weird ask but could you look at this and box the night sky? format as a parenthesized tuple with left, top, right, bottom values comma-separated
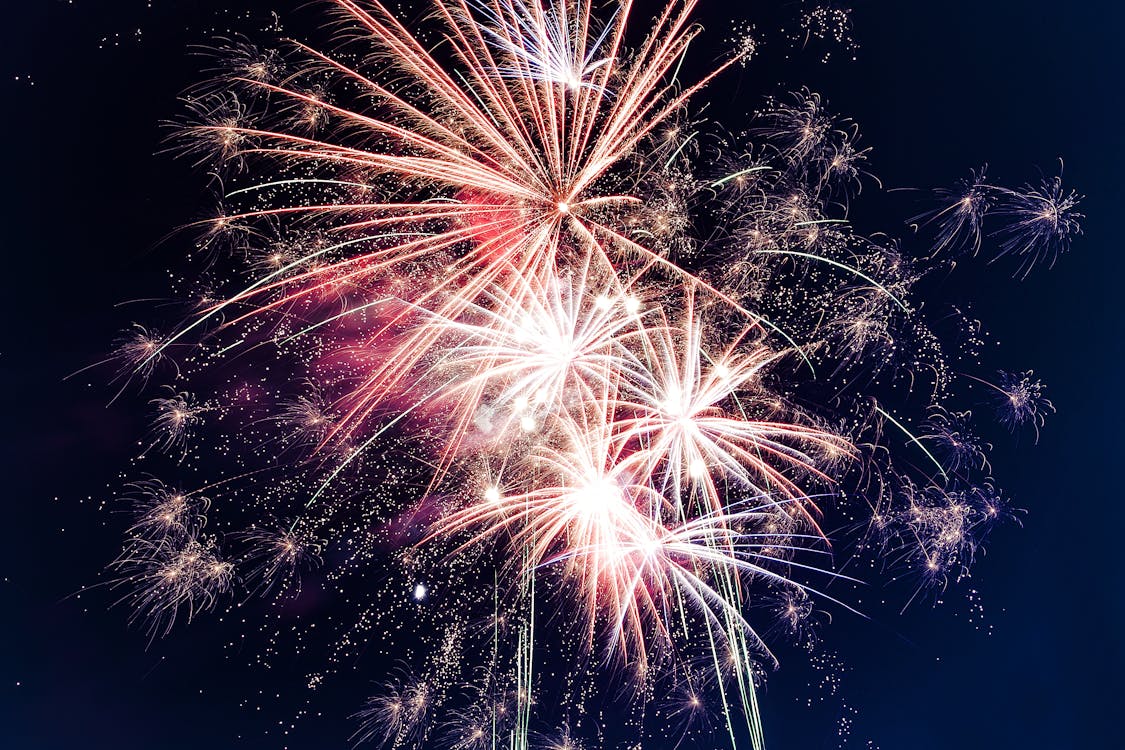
(3, 1, 1123, 749)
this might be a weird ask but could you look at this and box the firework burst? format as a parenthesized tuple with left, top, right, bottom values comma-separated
(94, 1, 1079, 748)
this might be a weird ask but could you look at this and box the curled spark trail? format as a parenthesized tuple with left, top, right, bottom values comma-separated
(92, 1, 1079, 748)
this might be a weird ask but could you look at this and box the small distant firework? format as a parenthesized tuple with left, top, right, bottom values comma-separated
(239, 525, 323, 597)
(922, 407, 990, 475)
(110, 481, 232, 640)
(915, 164, 1083, 278)
(146, 387, 209, 459)
(990, 370, 1056, 441)
(993, 175, 1085, 278)
(92, 1, 1078, 748)
(353, 671, 435, 747)
(113, 324, 171, 381)
(912, 166, 995, 257)
(790, 3, 859, 63)
(728, 22, 760, 67)
(124, 478, 205, 539)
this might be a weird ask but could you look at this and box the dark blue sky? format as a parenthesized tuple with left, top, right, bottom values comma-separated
(2, 1, 1122, 748)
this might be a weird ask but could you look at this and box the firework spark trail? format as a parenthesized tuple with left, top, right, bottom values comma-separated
(98, 1, 1080, 748)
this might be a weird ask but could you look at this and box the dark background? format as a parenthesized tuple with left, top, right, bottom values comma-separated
(2, 1, 1122, 748)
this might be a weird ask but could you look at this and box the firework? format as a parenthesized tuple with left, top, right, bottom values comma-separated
(94, 1, 1078, 748)
(353, 671, 435, 747)
(982, 370, 1056, 442)
(914, 163, 1083, 277)
(912, 166, 995, 257)
(145, 387, 209, 459)
(993, 174, 1084, 278)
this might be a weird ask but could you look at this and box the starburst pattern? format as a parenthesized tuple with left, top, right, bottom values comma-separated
(93, 2, 1077, 748)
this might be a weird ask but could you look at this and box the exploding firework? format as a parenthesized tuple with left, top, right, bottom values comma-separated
(93, 1, 1079, 748)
